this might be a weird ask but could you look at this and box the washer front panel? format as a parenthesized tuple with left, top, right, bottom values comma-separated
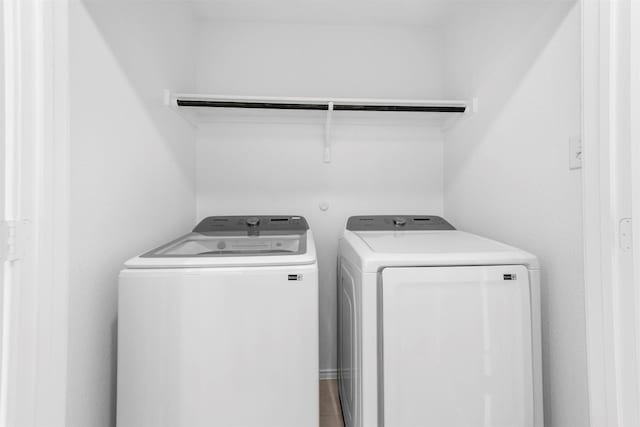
(117, 264, 319, 427)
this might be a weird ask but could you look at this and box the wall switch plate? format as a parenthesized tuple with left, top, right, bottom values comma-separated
(569, 136, 582, 170)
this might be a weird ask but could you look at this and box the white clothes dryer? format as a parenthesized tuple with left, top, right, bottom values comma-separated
(337, 215, 542, 427)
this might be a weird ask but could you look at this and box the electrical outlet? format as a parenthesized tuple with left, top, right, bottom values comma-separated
(569, 136, 582, 170)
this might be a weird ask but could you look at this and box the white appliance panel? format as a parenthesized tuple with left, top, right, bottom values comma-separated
(117, 265, 319, 427)
(358, 230, 517, 254)
(338, 260, 360, 427)
(381, 265, 534, 427)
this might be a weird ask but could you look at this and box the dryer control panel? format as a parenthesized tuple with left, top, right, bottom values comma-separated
(346, 215, 455, 231)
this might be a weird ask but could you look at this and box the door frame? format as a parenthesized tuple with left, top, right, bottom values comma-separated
(582, 0, 640, 426)
(0, 1, 69, 426)
(631, 0, 640, 424)
(1, 1, 636, 426)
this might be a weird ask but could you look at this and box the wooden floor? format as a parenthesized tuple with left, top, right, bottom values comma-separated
(320, 379, 344, 427)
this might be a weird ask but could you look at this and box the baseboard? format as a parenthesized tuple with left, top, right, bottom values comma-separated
(320, 368, 338, 380)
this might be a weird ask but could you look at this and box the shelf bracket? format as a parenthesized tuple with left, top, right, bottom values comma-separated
(324, 101, 334, 163)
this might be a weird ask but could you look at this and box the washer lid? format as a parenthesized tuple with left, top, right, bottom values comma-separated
(142, 232, 306, 257)
(123, 216, 316, 269)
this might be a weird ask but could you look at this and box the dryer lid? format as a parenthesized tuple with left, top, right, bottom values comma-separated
(356, 230, 515, 255)
(342, 229, 539, 271)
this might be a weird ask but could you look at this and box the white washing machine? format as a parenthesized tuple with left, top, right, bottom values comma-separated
(117, 215, 319, 427)
(337, 215, 543, 427)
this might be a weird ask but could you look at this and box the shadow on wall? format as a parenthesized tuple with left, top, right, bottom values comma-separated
(444, 1, 578, 174)
(111, 318, 118, 427)
(70, 2, 578, 427)
(68, 3, 197, 427)
(80, 1, 196, 173)
(442, 2, 587, 427)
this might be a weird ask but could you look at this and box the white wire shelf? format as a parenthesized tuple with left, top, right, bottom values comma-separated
(164, 91, 474, 163)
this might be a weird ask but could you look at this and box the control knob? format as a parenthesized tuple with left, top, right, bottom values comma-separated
(393, 217, 407, 227)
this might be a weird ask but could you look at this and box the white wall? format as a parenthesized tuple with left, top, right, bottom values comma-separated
(67, 2, 196, 426)
(195, 22, 445, 98)
(442, 2, 589, 427)
(64, 4, 590, 426)
(194, 22, 447, 373)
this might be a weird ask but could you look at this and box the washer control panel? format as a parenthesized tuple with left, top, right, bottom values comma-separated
(193, 215, 309, 234)
(346, 215, 455, 231)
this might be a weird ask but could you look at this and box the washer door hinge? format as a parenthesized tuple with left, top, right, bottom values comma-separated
(0, 220, 30, 262)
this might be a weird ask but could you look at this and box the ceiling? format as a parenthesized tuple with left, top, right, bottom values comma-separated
(190, 0, 453, 26)
(187, 0, 577, 26)
(81, 0, 577, 27)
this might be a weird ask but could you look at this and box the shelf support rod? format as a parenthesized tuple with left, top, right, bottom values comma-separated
(324, 101, 334, 163)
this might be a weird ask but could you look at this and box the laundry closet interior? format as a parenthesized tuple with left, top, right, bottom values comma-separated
(67, 1, 585, 426)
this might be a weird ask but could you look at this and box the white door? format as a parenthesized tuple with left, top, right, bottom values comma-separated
(0, 0, 7, 417)
(0, 0, 30, 422)
(632, 0, 640, 335)
(582, 1, 640, 425)
(0, 1, 70, 426)
(381, 265, 534, 427)
(631, 0, 640, 424)
(0, 0, 17, 421)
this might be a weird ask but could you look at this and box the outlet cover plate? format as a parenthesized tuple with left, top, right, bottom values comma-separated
(569, 136, 582, 170)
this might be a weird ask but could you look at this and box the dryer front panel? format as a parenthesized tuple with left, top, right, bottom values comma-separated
(380, 265, 534, 427)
